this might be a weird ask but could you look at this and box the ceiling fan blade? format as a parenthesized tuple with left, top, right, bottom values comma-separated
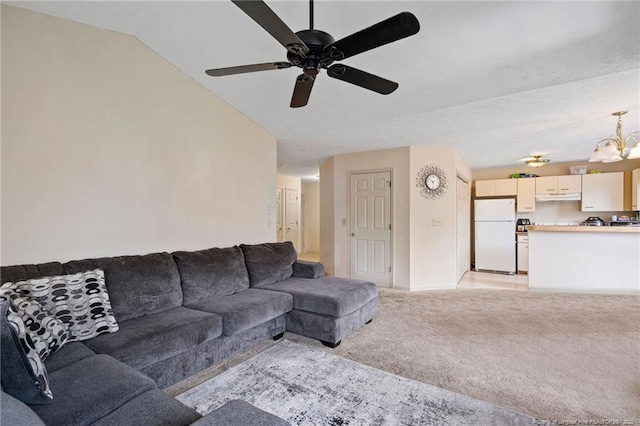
(327, 64, 398, 95)
(290, 74, 315, 108)
(205, 62, 291, 77)
(232, 0, 309, 57)
(324, 12, 420, 61)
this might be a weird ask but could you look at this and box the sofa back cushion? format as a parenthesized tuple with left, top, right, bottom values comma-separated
(1, 262, 65, 285)
(63, 253, 182, 322)
(173, 246, 250, 305)
(240, 242, 297, 287)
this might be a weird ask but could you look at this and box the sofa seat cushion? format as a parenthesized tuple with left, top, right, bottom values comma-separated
(1, 391, 46, 426)
(261, 277, 378, 318)
(91, 389, 201, 426)
(186, 289, 293, 337)
(192, 400, 291, 426)
(29, 354, 156, 426)
(44, 342, 95, 373)
(63, 252, 183, 322)
(173, 246, 250, 304)
(83, 307, 222, 370)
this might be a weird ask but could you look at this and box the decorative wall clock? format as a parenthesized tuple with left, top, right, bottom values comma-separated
(416, 164, 448, 199)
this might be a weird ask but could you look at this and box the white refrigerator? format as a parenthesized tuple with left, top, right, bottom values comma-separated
(474, 199, 516, 274)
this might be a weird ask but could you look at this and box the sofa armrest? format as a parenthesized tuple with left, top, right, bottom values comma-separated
(292, 261, 325, 279)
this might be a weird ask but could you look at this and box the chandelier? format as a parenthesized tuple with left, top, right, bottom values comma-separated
(589, 111, 640, 162)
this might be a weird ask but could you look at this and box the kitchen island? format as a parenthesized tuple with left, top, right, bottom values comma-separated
(528, 225, 640, 294)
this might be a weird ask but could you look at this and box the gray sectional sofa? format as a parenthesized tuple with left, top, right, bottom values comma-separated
(1, 242, 377, 425)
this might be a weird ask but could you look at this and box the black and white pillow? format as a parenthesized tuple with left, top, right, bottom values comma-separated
(12, 269, 119, 341)
(0, 283, 69, 361)
(0, 301, 53, 403)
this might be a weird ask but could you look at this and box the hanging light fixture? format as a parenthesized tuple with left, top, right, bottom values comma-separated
(589, 111, 640, 162)
(525, 155, 550, 168)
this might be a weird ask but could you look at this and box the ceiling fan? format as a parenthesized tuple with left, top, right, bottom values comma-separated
(205, 0, 420, 108)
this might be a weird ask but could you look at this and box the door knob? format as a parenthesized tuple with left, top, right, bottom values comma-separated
(351, 233, 355, 236)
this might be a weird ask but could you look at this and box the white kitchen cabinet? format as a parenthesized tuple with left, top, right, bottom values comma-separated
(517, 234, 529, 273)
(495, 179, 517, 196)
(557, 175, 582, 193)
(535, 176, 557, 194)
(475, 180, 495, 197)
(632, 169, 639, 211)
(516, 178, 536, 212)
(581, 172, 624, 212)
(536, 175, 581, 195)
(475, 179, 517, 197)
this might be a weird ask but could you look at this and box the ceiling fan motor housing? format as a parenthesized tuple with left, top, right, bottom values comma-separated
(287, 29, 336, 75)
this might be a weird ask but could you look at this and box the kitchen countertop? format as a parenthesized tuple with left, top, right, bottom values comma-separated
(528, 225, 640, 233)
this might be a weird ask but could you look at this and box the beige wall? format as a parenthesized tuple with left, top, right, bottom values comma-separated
(1, 6, 277, 265)
(407, 147, 472, 290)
(301, 182, 320, 253)
(323, 147, 411, 286)
(320, 146, 471, 290)
(319, 158, 335, 274)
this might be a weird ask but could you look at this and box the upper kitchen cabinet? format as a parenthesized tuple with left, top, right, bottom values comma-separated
(535, 175, 581, 195)
(632, 169, 639, 211)
(516, 178, 536, 212)
(475, 179, 517, 197)
(581, 172, 624, 212)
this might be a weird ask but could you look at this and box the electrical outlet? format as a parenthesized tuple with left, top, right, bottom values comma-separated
(342, 218, 347, 226)
(432, 218, 442, 227)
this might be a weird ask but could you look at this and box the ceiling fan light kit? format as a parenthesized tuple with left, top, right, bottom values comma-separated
(525, 155, 550, 168)
(589, 111, 640, 163)
(206, 0, 420, 108)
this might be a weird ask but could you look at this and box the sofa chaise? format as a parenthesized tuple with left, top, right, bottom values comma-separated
(1, 242, 377, 425)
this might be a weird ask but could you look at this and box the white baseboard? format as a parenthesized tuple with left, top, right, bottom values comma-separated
(528, 287, 640, 295)
(392, 284, 457, 292)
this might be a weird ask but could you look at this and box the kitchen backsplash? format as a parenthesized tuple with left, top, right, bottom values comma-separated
(516, 201, 635, 224)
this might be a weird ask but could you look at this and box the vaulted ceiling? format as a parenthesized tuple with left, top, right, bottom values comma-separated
(10, 1, 640, 178)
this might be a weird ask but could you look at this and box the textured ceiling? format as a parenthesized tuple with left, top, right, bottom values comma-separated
(10, 1, 640, 179)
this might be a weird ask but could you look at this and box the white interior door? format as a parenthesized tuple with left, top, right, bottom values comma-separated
(456, 176, 470, 281)
(285, 188, 299, 250)
(276, 188, 284, 242)
(349, 171, 391, 287)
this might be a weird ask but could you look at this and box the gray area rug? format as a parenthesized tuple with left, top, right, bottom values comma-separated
(177, 340, 545, 425)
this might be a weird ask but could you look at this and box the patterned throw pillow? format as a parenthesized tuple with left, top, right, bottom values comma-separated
(12, 269, 119, 342)
(0, 284, 69, 361)
(0, 301, 53, 404)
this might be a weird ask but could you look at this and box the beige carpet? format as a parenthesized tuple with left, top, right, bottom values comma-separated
(284, 289, 639, 423)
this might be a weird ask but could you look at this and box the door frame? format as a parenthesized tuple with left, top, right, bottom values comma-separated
(455, 173, 471, 282)
(300, 193, 306, 253)
(347, 168, 394, 288)
(284, 187, 299, 251)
